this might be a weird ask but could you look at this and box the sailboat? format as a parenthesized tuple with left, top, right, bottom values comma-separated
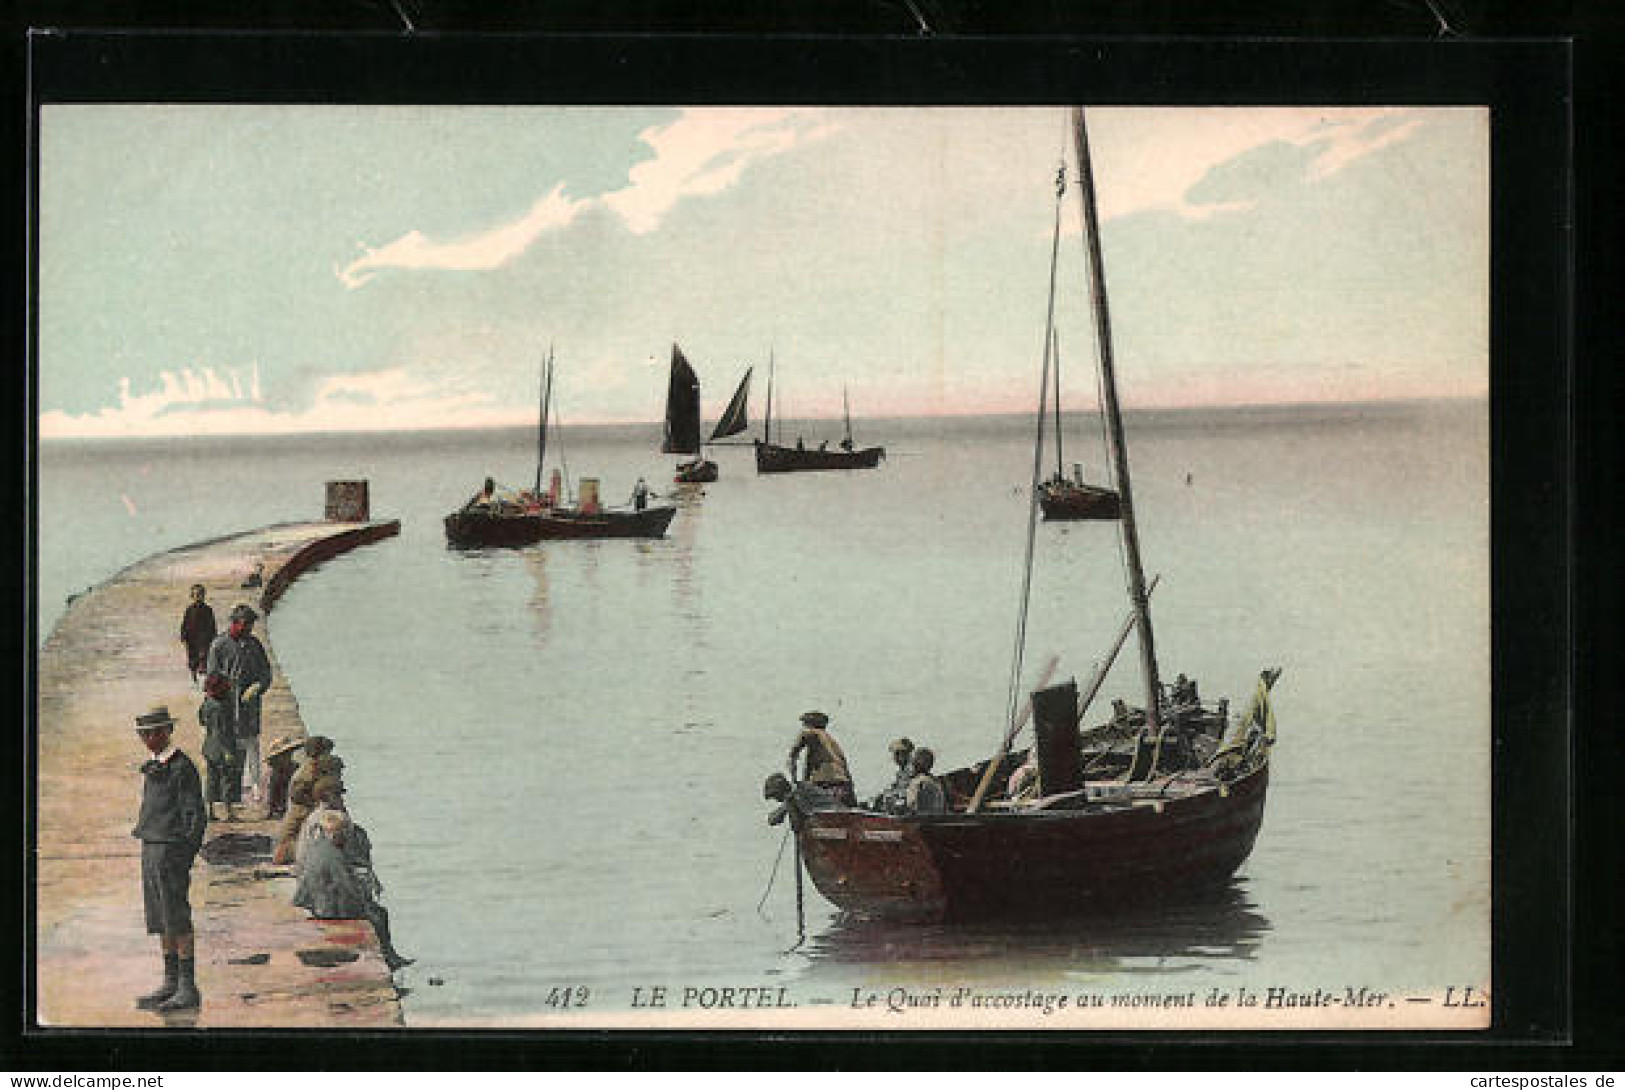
(663, 343, 752, 484)
(752, 356, 885, 474)
(1037, 330, 1122, 521)
(444, 349, 678, 547)
(763, 108, 1280, 922)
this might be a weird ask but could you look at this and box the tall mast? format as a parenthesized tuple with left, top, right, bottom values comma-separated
(1071, 105, 1161, 726)
(535, 344, 554, 495)
(1052, 328, 1064, 480)
(763, 349, 776, 444)
(843, 386, 853, 446)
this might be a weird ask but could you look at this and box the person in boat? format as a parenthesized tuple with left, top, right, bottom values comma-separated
(198, 671, 242, 823)
(178, 584, 217, 686)
(818, 440, 828, 452)
(795, 436, 805, 451)
(292, 808, 412, 971)
(762, 772, 840, 826)
(870, 737, 915, 813)
(472, 477, 497, 507)
(904, 747, 947, 815)
(632, 478, 650, 512)
(786, 711, 856, 806)
(840, 437, 854, 453)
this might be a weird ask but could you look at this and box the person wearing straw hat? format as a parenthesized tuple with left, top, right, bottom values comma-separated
(206, 603, 273, 806)
(130, 704, 206, 1011)
(261, 734, 304, 820)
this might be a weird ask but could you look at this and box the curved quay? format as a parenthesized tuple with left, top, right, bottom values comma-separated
(35, 519, 402, 1028)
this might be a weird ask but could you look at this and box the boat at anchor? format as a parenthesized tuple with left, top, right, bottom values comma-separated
(445, 349, 677, 547)
(764, 107, 1281, 924)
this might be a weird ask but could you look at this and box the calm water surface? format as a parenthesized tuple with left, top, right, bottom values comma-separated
(37, 403, 1489, 1023)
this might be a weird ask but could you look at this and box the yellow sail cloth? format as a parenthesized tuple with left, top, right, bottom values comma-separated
(1213, 670, 1280, 769)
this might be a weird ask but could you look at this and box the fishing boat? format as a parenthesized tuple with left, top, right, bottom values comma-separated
(1037, 331, 1122, 521)
(663, 344, 752, 484)
(764, 108, 1280, 924)
(753, 356, 885, 473)
(444, 350, 677, 547)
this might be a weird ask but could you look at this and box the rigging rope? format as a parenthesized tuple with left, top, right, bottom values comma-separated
(1003, 160, 1068, 742)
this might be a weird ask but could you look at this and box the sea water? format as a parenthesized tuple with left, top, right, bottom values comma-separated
(35, 401, 1489, 1023)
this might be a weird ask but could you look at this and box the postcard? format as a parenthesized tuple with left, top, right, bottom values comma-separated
(31, 48, 1508, 1033)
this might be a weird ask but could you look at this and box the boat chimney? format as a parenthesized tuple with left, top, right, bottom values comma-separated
(579, 478, 600, 515)
(1031, 680, 1083, 796)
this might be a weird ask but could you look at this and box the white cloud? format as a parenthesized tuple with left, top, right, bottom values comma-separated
(336, 108, 835, 287)
(1087, 107, 1427, 223)
(338, 183, 587, 288)
(602, 108, 834, 234)
(39, 364, 532, 439)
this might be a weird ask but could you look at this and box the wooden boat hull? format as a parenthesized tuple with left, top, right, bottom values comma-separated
(1039, 483, 1121, 521)
(674, 460, 718, 483)
(793, 764, 1268, 923)
(754, 440, 885, 474)
(444, 505, 677, 547)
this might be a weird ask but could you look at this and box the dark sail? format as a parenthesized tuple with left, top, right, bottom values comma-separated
(709, 367, 752, 441)
(662, 344, 702, 455)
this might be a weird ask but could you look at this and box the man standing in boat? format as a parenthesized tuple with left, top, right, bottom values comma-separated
(786, 711, 855, 806)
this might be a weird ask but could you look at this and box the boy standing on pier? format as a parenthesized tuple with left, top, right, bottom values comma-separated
(178, 584, 216, 686)
(131, 705, 206, 1011)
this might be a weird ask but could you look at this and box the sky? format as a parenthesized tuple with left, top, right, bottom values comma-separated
(37, 106, 1487, 440)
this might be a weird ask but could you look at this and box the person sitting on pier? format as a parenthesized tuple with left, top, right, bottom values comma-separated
(763, 772, 839, 827)
(870, 737, 915, 813)
(292, 809, 412, 971)
(178, 584, 217, 686)
(241, 563, 264, 589)
(198, 672, 242, 823)
(786, 711, 856, 806)
(262, 734, 304, 821)
(273, 736, 343, 865)
(905, 747, 947, 816)
(293, 778, 348, 871)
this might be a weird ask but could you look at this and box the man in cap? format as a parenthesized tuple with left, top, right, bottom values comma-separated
(177, 584, 216, 686)
(904, 747, 947, 816)
(130, 704, 207, 1011)
(786, 711, 855, 807)
(870, 736, 916, 812)
(206, 604, 273, 806)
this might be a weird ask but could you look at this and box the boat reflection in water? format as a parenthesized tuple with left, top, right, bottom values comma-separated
(798, 878, 1269, 978)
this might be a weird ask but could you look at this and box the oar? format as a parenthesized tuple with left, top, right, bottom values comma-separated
(1073, 573, 1161, 729)
(966, 653, 1060, 814)
(964, 574, 1161, 814)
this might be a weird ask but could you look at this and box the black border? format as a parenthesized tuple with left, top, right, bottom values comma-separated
(6, 8, 1595, 1072)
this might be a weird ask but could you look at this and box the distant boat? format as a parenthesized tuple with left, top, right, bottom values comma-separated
(664, 344, 751, 484)
(1037, 330, 1122, 521)
(445, 349, 677, 547)
(768, 108, 1280, 923)
(753, 358, 884, 474)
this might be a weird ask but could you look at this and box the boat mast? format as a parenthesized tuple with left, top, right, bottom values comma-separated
(764, 349, 775, 444)
(843, 386, 853, 447)
(1071, 106, 1162, 725)
(535, 344, 554, 495)
(1052, 328, 1064, 481)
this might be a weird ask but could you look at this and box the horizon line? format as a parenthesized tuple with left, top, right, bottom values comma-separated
(37, 393, 1486, 444)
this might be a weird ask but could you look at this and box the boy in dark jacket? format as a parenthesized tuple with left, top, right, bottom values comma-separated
(131, 705, 207, 1011)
